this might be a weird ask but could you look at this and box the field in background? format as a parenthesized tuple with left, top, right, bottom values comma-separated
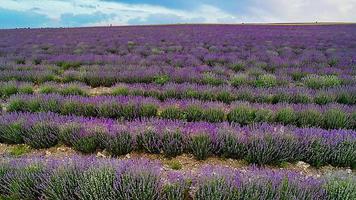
(0, 24, 355, 199)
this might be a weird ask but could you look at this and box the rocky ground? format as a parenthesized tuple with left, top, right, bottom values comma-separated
(1, 143, 353, 177)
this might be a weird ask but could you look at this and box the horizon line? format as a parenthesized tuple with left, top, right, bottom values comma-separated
(1, 21, 356, 30)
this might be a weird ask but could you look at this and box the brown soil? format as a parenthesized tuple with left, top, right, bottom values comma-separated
(89, 87, 112, 96)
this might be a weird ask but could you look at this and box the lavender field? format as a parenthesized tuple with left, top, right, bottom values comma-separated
(0, 25, 355, 199)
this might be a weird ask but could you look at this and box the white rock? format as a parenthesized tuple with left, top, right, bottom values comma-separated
(57, 147, 67, 152)
(45, 150, 51, 156)
(296, 161, 310, 169)
(96, 152, 106, 158)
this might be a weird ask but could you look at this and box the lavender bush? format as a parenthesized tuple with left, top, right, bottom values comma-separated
(76, 167, 116, 200)
(215, 128, 246, 159)
(24, 122, 59, 149)
(137, 128, 162, 154)
(227, 105, 255, 125)
(71, 126, 103, 154)
(190, 134, 212, 160)
(161, 172, 190, 200)
(39, 82, 89, 96)
(103, 128, 134, 156)
(0, 81, 33, 98)
(43, 166, 82, 200)
(115, 160, 161, 200)
(161, 130, 185, 157)
(245, 132, 300, 165)
(0, 120, 25, 144)
(194, 166, 328, 200)
(324, 172, 356, 200)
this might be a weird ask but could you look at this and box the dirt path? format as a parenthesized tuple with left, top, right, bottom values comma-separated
(1, 143, 353, 177)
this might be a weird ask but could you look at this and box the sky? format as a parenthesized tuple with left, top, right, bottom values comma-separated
(0, 0, 355, 28)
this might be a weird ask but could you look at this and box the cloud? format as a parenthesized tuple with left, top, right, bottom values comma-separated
(128, 13, 205, 25)
(0, 0, 238, 27)
(101, 0, 249, 14)
(247, 0, 356, 22)
(101, 0, 198, 10)
(60, 12, 116, 26)
(93, 0, 356, 22)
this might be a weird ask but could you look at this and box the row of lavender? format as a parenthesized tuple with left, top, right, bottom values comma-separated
(110, 82, 355, 104)
(7, 94, 355, 129)
(1, 81, 355, 105)
(1, 62, 354, 76)
(0, 81, 88, 98)
(1, 112, 355, 167)
(1, 65, 354, 88)
(61, 65, 355, 88)
(1, 156, 355, 200)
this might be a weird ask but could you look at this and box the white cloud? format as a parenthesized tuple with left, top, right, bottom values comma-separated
(247, 0, 356, 22)
(0, 0, 239, 26)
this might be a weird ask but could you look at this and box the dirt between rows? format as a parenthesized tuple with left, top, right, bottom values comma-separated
(0, 143, 353, 177)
